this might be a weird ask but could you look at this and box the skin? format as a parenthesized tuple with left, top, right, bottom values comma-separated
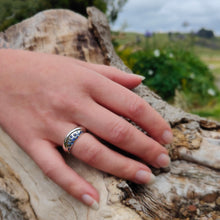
(0, 48, 173, 207)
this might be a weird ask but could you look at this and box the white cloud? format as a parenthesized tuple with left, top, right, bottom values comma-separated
(111, 0, 220, 35)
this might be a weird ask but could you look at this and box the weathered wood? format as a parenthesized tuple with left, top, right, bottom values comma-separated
(0, 8, 219, 220)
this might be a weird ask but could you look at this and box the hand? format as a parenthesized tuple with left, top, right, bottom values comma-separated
(0, 49, 173, 209)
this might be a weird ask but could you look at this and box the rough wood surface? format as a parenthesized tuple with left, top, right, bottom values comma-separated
(0, 8, 219, 220)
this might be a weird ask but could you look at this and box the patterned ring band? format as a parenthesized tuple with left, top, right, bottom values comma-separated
(63, 127, 86, 153)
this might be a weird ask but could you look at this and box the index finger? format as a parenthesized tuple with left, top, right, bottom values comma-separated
(90, 76, 173, 145)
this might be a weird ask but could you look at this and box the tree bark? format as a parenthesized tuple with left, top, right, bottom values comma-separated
(0, 8, 219, 220)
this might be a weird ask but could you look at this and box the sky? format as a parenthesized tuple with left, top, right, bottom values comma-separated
(111, 0, 220, 35)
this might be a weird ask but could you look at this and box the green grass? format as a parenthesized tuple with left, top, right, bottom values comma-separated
(112, 32, 170, 50)
(192, 99, 220, 121)
(195, 45, 220, 91)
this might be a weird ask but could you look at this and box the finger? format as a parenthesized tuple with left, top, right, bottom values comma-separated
(75, 102, 170, 168)
(70, 133, 155, 184)
(28, 139, 99, 210)
(72, 58, 144, 89)
(90, 77, 173, 145)
(49, 122, 155, 184)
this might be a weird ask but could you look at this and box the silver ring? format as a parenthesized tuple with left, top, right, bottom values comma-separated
(63, 127, 86, 153)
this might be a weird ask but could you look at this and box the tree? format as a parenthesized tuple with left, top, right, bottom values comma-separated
(37, 0, 107, 18)
(0, 0, 40, 31)
(104, 0, 128, 23)
(197, 28, 215, 39)
(0, 0, 127, 31)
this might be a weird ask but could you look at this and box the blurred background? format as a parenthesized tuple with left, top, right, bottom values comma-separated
(1, 0, 220, 121)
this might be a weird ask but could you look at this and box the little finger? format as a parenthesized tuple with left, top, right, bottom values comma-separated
(29, 139, 99, 209)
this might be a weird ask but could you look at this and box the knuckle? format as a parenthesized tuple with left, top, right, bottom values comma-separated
(141, 145, 158, 162)
(64, 94, 83, 112)
(67, 99, 82, 114)
(128, 97, 146, 118)
(109, 66, 118, 72)
(48, 91, 64, 108)
(104, 66, 119, 80)
(42, 164, 58, 179)
(119, 162, 135, 179)
(109, 121, 129, 144)
(50, 91, 82, 114)
(82, 145, 103, 166)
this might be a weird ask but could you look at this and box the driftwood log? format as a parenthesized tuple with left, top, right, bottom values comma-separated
(0, 8, 220, 220)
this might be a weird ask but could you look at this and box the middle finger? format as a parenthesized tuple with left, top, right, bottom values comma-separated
(76, 101, 170, 168)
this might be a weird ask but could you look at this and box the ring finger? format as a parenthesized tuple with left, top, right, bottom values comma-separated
(71, 132, 155, 184)
(57, 123, 155, 184)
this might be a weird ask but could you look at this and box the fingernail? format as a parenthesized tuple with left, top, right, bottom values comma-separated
(135, 170, 156, 184)
(82, 194, 99, 210)
(156, 153, 170, 168)
(162, 130, 173, 144)
(132, 73, 145, 81)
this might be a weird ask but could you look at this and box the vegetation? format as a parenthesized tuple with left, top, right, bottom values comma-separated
(0, 0, 127, 31)
(112, 31, 220, 121)
(196, 28, 215, 39)
(106, 0, 128, 24)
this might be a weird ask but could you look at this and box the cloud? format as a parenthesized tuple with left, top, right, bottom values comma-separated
(111, 0, 220, 35)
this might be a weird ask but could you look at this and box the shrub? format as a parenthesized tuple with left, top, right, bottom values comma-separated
(116, 39, 218, 107)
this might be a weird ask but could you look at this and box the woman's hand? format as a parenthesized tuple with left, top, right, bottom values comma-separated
(0, 49, 173, 209)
